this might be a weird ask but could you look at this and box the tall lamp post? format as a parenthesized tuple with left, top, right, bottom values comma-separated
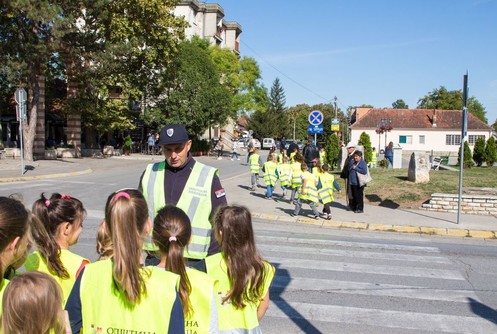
(375, 118, 393, 150)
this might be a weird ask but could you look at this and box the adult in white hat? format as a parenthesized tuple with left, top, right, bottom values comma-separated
(340, 142, 357, 210)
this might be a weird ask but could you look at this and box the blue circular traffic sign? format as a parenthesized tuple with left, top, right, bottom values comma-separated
(308, 110, 323, 126)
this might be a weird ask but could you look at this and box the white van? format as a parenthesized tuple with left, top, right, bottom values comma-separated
(262, 138, 275, 150)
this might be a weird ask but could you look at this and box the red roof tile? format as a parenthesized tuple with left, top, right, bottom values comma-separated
(352, 108, 491, 130)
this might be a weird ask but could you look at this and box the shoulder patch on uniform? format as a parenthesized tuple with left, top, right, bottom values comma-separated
(215, 188, 226, 198)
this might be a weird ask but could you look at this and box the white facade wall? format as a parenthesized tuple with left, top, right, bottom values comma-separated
(351, 128, 492, 153)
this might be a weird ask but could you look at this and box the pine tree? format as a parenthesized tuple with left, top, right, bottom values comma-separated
(266, 78, 289, 139)
(457, 141, 475, 168)
(472, 138, 485, 167)
(325, 133, 340, 170)
(358, 132, 373, 163)
(484, 137, 497, 167)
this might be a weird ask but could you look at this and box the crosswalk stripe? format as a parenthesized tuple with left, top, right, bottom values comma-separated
(267, 301, 495, 333)
(266, 257, 465, 280)
(259, 244, 451, 264)
(258, 235, 441, 253)
(271, 276, 481, 303)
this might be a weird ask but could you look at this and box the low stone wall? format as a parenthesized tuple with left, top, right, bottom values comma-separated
(421, 193, 497, 215)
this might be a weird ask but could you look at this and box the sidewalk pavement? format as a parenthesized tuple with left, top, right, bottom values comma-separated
(1, 155, 496, 240)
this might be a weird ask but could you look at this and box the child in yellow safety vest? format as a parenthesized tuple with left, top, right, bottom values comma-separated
(291, 163, 321, 219)
(248, 149, 262, 191)
(2, 271, 70, 334)
(368, 147, 378, 168)
(26, 193, 89, 305)
(318, 164, 341, 220)
(152, 206, 217, 334)
(289, 152, 304, 204)
(319, 146, 327, 166)
(205, 205, 275, 333)
(263, 153, 279, 200)
(278, 155, 292, 198)
(65, 189, 184, 333)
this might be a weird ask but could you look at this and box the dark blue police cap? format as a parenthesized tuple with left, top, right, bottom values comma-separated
(157, 124, 189, 146)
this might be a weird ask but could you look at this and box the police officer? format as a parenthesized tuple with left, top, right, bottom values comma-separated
(139, 124, 227, 267)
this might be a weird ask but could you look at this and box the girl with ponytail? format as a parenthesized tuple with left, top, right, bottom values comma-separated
(65, 189, 184, 334)
(152, 205, 217, 334)
(25, 192, 89, 304)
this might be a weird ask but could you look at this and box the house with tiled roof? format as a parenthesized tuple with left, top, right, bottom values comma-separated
(350, 108, 492, 155)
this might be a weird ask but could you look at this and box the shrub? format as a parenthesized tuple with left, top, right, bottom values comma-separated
(457, 141, 475, 168)
(485, 137, 497, 167)
(358, 132, 373, 164)
(472, 138, 485, 167)
(325, 133, 340, 170)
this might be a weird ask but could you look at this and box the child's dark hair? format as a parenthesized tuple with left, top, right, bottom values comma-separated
(213, 205, 267, 309)
(105, 189, 149, 304)
(0, 196, 30, 285)
(31, 193, 86, 279)
(152, 206, 192, 316)
(321, 164, 330, 172)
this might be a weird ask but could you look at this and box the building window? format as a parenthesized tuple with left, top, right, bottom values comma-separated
(399, 135, 412, 144)
(419, 135, 425, 144)
(446, 134, 461, 145)
(468, 135, 486, 144)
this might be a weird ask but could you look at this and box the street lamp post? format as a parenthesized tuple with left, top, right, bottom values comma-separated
(375, 118, 393, 150)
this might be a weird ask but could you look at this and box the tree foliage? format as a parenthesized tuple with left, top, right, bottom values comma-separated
(325, 133, 340, 170)
(392, 99, 408, 109)
(472, 138, 485, 167)
(457, 141, 475, 168)
(484, 137, 497, 167)
(417, 86, 487, 123)
(358, 132, 373, 163)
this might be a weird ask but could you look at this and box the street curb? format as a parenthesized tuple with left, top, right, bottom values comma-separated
(251, 212, 497, 240)
(0, 169, 93, 183)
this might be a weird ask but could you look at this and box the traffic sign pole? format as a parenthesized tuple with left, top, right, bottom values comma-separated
(14, 88, 27, 175)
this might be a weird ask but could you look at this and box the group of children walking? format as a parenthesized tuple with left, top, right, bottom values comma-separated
(249, 147, 340, 220)
(0, 191, 274, 333)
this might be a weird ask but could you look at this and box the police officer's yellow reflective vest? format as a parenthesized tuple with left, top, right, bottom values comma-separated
(80, 260, 180, 334)
(141, 161, 217, 259)
(278, 163, 291, 187)
(318, 172, 336, 204)
(24, 249, 88, 305)
(249, 154, 260, 174)
(290, 161, 302, 188)
(263, 161, 278, 186)
(205, 253, 275, 334)
(185, 268, 217, 334)
(299, 171, 319, 203)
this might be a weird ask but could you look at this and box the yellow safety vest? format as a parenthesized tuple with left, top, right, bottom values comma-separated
(319, 151, 326, 166)
(141, 161, 216, 259)
(263, 161, 278, 186)
(24, 249, 88, 305)
(278, 163, 291, 187)
(185, 268, 217, 334)
(371, 152, 378, 164)
(80, 260, 180, 334)
(0, 278, 9, 319)
(312, 166, 320, 177)
(290, 161, 302, 188)
(277, 153, 283, 164)
(249, 154, 260, 174)
(205, 253, 275, 333)
(318, 172, 336, 204)
(299, 171, 319, 203)
(290, 151, 296, 163)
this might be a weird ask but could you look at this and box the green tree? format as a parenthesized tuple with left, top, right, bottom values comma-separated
(484, 137, 497, 167)
(286, 104, 312, 140)
(457, 141, 475, 168)
(358, 132, 373, 164)
(392, 99, 408, 109)
(472, 138, 485, 167)
(152, 37, 232, 137)
(325, 133, 340, 170)
(267, 78, 289, 139)
(417, 86, 487, 123)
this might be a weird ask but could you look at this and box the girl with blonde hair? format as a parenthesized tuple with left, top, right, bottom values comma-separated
(2, 271, 70, 334)
(65, 189, 184, 333)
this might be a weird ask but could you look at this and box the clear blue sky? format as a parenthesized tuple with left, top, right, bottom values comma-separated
(214, 0, 497, 124)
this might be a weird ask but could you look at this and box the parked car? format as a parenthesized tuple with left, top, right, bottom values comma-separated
(262, 138, 275, 150)
(284, 139, 304, 151)
(253, 139, 261, 149)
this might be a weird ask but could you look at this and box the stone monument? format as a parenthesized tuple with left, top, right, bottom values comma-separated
(408, 152, 430, 183)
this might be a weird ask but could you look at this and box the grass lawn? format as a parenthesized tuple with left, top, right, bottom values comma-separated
(331, 166, 497, 209)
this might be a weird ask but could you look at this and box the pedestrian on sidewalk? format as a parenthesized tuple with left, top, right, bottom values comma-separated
(289, 152, 304, 204)
(205, 205, 275, 333)
(231, 138, 240, 160)
(216, 138, 224, 160)
(249, 148, 262, 191)
(318, 164, 341, 220)
(291, 163, 320, 219)
(147, 132, 155, 155)
(348, 151, 367, 213)
(262, 153, 279, 199)
(340, 142, 357, 211)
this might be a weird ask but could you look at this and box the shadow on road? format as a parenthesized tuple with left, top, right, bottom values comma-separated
(468, 297, 497, 326)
